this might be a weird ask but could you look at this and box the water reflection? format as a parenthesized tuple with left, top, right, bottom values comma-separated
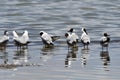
(0, 51, 8, 65)
(100, 51, 110, 66)
(41, 45, 54, 52)
(0, 46, 7, 51)
(40, 46, 54, 62)
(40, 52, 53, 62)
(13, 49, 29, 65)
(81, 49, 90, 67)
(65, 50, 77, 68)
(0, 50, 16, 69)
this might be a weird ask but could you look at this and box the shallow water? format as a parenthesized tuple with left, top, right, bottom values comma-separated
(0, 0, 120, 80)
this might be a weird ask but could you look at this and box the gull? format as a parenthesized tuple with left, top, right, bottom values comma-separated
(68, 28, 79, 42)
(13, 30, 30, 49)
(65, 31, 78, 49)
(81, 28, 90, 49)
(0, 30, 9, 49)
(100, 33, 110, 51)
(39, 31, 60, 48)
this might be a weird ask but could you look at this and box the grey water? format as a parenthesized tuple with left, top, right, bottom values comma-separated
(0, 0, 120, 80)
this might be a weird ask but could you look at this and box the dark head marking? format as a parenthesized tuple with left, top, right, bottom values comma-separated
(104, 33, 109, 37)
(40, 32, 44, 36)
(68, 28, 73, 33)
(4, 30, 8, 35)
(65, 33, 69, 37)
(82, 28, 88, 35)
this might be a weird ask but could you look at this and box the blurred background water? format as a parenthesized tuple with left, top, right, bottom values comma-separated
(0, 0, 120, 80)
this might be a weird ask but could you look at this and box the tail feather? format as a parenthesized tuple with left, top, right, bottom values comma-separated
(51, 36, 60, 42)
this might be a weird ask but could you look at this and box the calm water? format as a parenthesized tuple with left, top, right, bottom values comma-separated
(0, 0, 120, 80)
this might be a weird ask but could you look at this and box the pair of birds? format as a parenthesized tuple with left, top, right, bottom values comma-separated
(0, 30, 30, 50)
(65, 28, 90, 49)
(12, 30, 30, 49)
(40, 28, 110, 51)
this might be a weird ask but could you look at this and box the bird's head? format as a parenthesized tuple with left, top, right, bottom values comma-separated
(40, 31, 44, 36)
(104, 33, 110, 37)
(65, 33, 69, 38)
(68, 28, 74, 33)
(4, 30, 9, 35)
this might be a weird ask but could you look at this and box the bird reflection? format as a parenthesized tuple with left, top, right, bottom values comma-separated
(41, 45, 55, 52)
(40, 46, 54, 62)
(100, 51, 110, 66)
(65, 50, 77, 68)
(0, 51, 8, 64)
(0, 46, 7, 51)
(40, 52, 53, 62)
(13, 49, 29, 65)
(81, 49, 90, 67)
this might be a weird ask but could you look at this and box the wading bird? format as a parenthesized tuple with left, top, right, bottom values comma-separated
(68, 28, 79, 42)
(100, 33, 110, 51)
(81, 28, 90, 49)
(39, 31, 60, 48)
(13, 30, 30, 50)
(65, 32, 78, 50)
(0, 30, 9, 50)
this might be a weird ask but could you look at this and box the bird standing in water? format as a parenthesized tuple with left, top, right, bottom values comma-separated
(65, 28, 79, 50)
(100, 33, 110, 51)
(40, 31, 54, 48)
(40, 31, 60, 48)
(81, 28, 90, 49)
(13, 30, 30, 50)
(68, 28, 79, 42)
(0, 30, 9, 50)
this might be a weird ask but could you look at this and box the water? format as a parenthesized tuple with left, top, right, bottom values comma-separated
(0, 0, 120, 80)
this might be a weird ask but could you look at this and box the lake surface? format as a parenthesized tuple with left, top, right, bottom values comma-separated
(0, 0, 120, 80)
